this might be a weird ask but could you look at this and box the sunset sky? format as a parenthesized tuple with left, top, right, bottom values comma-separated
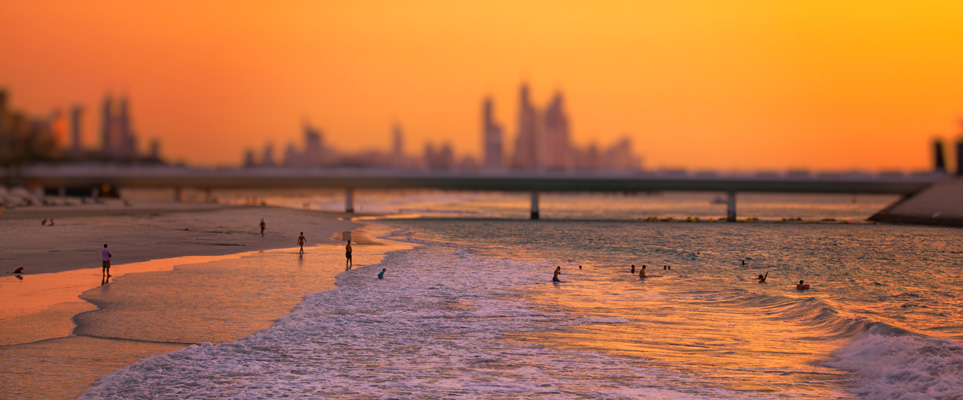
(2, 1, 962, 170)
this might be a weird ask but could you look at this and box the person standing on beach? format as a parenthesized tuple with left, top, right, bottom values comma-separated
(297, 232, 306, 254)
(259, 219, 266, 237)
(101, 244, 112, 278)
(345, 240, 353, 268)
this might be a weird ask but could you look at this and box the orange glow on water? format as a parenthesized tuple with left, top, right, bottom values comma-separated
(2, 1, 962, 169)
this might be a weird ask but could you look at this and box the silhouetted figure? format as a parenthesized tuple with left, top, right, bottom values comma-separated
(378, 268, 386, 279)
(741, 259, 746, 266)
(41, 219, 47, 226)
(639, 265, 647, 279)
(101, 244, 112, 278)
(663, 265, 667, 270)
(631, 264, 635, 274)
(259, 219, 266, 237)
(758, 272, 768, 283)
(298, 232, 306, 254)
(578, 265, 582, 270)
(345, 240, 353, 268)
(796, 280, 809, 291)
(553, 266, 561, 282)
(49, 219, 54, 226)
(12, 267, 24, 274)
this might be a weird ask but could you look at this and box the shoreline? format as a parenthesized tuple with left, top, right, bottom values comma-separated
(0, 201, 392, 399)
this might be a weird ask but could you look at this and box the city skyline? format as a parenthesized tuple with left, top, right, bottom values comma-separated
(2, 1, 963, 170)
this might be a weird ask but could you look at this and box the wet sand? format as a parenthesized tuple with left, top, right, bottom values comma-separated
(0, 201, 406, 399)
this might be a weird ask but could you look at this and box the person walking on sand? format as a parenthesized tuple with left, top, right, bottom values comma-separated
(553, 266, 562, 282)
(378, 268, 386, 279)
(345, 240, 353, 268)
(297, 232, 306, 254)
(101, 244, 112, 278)
(259, 219, 266, 237)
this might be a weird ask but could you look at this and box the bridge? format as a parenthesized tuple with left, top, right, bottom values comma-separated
(1, 165, 946, 221)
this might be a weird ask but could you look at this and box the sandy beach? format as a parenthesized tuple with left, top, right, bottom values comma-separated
(0, 199, 404, 400)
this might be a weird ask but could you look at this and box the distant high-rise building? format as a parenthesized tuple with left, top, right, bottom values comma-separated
(544, 92, 571, 170)
(101, 95, 113, 153)
(100, 94, 138, 158)
(70, 105, 83, 151)
(262, 143, 276, 167)
(511, 83, 539, 170)
(482, 97, 503, 170)
(956, 137, 963, 176)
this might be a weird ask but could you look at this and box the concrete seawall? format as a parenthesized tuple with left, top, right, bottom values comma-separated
(870, 177, 963, 227)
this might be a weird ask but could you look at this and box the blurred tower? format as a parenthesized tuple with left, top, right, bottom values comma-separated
(957, 137, 963, 176)
(70, 105, 83, 151)
(482, 97, 503, 170)
(511, 83, 538, 169)
(101, 94, 113, 153)
(544, 92, 571, 170)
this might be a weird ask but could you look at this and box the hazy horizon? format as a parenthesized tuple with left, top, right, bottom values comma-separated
(2, 1, 962, 170)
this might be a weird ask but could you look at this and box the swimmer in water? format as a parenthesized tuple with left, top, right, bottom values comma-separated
(631, 264, 635, 274)
(553, 266, 561, 282)
(758, 271, 768, 283)
(796, 280, 808, 291)
(639, 264, 647, 279)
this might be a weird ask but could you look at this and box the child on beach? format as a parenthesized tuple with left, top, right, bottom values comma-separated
(102, 244, 112, 278)
(378, 268, 386, 279)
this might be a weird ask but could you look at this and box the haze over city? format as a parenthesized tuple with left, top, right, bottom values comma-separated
(2, 1, 963, 170)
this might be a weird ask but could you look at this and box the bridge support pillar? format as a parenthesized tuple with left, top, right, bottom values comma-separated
(726, 191, 737, 222)
(531, 191, 540, 220)
(345, 188, 354, 213)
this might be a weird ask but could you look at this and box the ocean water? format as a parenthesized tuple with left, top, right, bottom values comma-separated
(81, 192, 963, 399)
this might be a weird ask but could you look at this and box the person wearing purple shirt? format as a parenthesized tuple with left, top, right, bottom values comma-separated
(102, 244, 112, 278)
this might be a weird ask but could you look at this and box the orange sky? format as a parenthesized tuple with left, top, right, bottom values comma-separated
(2, 1, 962, 170)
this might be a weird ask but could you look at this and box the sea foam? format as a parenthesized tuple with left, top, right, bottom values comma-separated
(81, 243, 717, 399)
(827, 325, 963, 400)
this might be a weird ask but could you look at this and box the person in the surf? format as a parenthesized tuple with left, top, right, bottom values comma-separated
(796, 280, 809, 290)
(631, 264, 635, 274)
(639, 264, 647, 279)
(553, 266, 561, 282)
(758, 272, 768, 283)
(345, 240, 353, 268)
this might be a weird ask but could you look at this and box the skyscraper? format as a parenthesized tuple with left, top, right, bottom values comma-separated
(511, 83, 539, 170)
(544, 92, 572, 170)
(482, 97, 503, 170)
(70, 105, 83, 151)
